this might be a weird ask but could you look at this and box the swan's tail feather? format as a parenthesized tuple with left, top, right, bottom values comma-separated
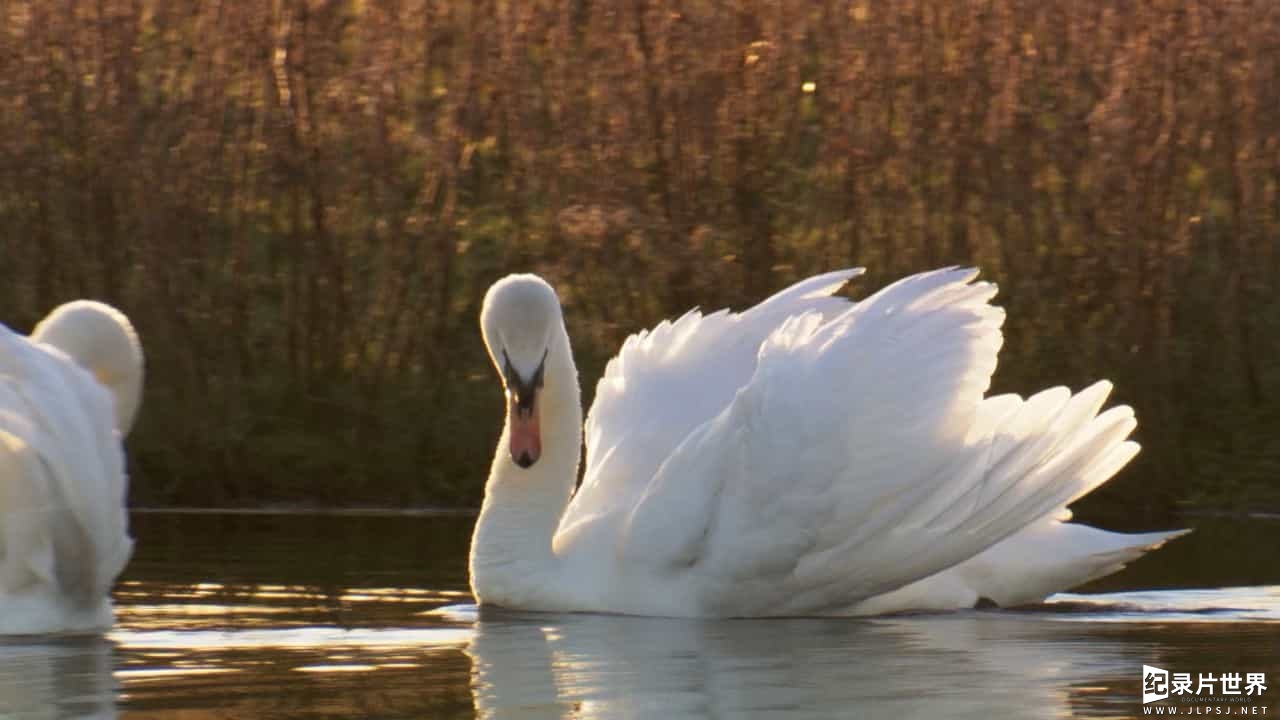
(958, 387, 1137, 561)
(1078, 528, 1192, 578)
(849, 524, 1192, 614)
(988, 525, 1192, 607)
(907, 380, 1139, 541)
(838, 379, 1150, 607)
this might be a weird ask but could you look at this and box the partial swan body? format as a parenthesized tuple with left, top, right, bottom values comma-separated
(471, 268, 1187, 617)
(0, 302, 141, 634)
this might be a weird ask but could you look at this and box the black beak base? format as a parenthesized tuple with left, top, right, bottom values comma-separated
(502, 348, 547, 410)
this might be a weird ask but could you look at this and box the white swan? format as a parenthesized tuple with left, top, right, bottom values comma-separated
(0, 301, 141, 634)
(471, 268, 1188, 616)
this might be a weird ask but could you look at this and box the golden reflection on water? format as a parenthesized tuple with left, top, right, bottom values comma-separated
(3, 513, 1274, 719)
(103, 577, 477, 718)
(100, 580, 1280, 720)
(294, 664, 380, 673)
(118, 667, 242, 680)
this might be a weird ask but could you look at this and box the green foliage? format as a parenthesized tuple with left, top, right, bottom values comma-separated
(0, 0, 1276, 511)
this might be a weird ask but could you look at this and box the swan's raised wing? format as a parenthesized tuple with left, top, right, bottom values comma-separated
(619, 268, 1140, 616)
(562, 270, 864, 529)
(0, 326, 132, 601)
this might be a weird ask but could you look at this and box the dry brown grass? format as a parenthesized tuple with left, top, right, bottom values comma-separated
(1, 0, 1276, 509)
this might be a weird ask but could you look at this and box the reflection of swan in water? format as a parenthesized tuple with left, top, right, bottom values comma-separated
(0, 636, 116, 718)
(466, 608, 1135, 719)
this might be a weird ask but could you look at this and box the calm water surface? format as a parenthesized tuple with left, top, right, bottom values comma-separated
(1, 511, 1277, 719)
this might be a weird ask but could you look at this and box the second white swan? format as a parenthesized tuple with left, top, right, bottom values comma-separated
(0, 301, 141, 634)
(470, 268, 1186, 617)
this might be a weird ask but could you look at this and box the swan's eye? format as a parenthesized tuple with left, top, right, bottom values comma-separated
(530, 349, 548, 389)
(502, 348, 547, 415)
(501, 349, 517, 387)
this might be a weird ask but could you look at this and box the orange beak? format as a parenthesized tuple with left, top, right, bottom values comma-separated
(508, 392, 541, 468)
(501, 348, 547, 469)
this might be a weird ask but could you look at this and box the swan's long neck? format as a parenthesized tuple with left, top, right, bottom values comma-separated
(470, 328, 582, 609)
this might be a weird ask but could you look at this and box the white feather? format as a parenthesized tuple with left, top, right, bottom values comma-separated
(0, 305, 138, 635)
(472, 268, 1188, 617)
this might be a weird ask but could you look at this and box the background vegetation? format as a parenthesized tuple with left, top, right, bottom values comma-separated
(1, 0, 1276, 513)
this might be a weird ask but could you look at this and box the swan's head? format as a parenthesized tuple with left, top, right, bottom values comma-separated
(31, 301, 144, 435)
(481, 274, 563, 469)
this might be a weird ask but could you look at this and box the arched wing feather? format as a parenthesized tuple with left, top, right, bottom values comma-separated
(619, 268, 1140, 616)
(561, 270, 864, 530)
